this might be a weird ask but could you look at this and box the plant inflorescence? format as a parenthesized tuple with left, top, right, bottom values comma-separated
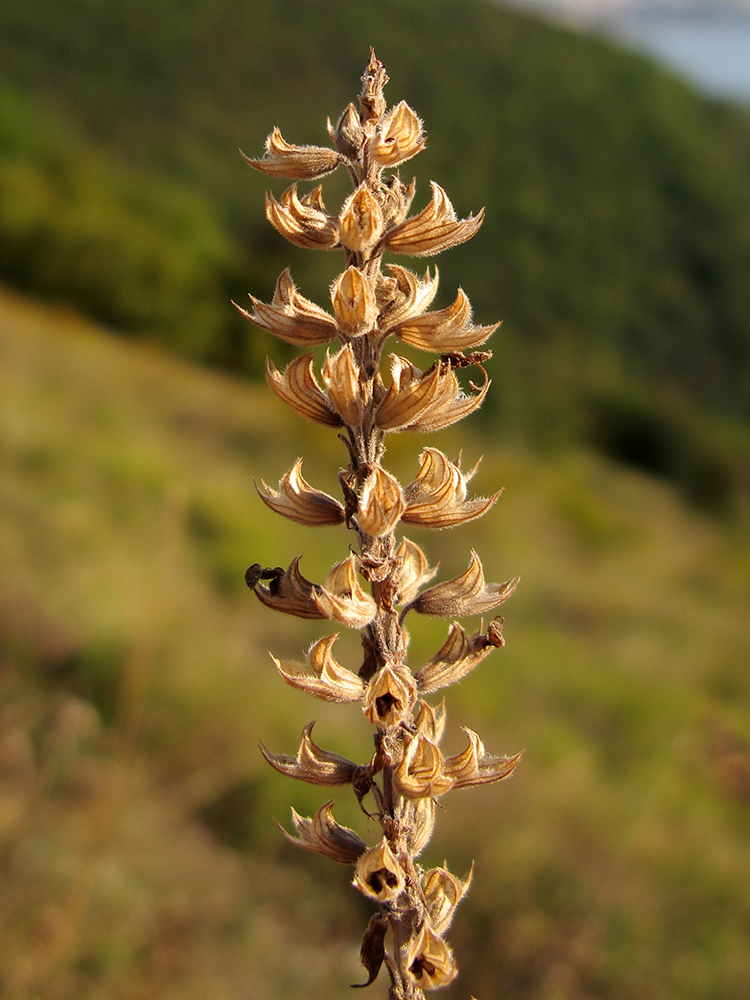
(239, 50, 521, 999)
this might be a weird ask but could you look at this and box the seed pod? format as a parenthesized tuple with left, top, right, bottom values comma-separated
(352, 838, 405, 902)
(390, 287, 499, 354)
(375, 356, 491, 433)
(339, 183, 385, 252)
(256, 459, 345, 526)
(443, 728, 523, 788)
(377, 264, 440, 332)
(270, 633, 364, 703)
(395, 734, 453, 799)
(416, 621, 498, 694)
(235, 268, 337, 347)
(356, 466, 405, 537)
(363, 662, 417, 729)
(250, 556, 326, 620)
(403, 447, 502, 530)
(265, 184, 339, 250)
(409, 551, 519, 618)
(314, 554, 377, 628)
(423, 864, 473, 935)
(385, 182, 484, 257)
(404, 924, 458, 990)
(283, 800, 366, 864)
(265, 354, 341, 427)
(413, 698, 447, 745)
(327, 102, 364, 158)
(371, 100, 426, 167)
(389, 538, 437, 606)
(260, 722, 359, 785)
(331, 266, 378, 336)
(321, 344, 366, 426)
(242, 127, 341, 179)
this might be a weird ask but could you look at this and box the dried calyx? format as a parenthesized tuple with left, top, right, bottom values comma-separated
(242, 50, 520, 999)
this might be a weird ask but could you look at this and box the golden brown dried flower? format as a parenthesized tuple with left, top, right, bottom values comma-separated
(409, 550, 519, 618)
(256, 459, 345, 526)
(353, 838, 405, 902)
(270, 633, 364, 703)
(284, 801, 366, 863)
(385, 182, 484, 257)
(234, 268, 337, 347)
(242, 127, 341, 179)
(404, 925, 458, 990)
(260, 722, 359, 785)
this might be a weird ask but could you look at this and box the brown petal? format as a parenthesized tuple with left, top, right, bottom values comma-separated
(260, 721, 358, 785)
(410, 552, 519, 618)
(385, 182, 484, 257)
(283, 801, 366, 863)
(256, 459, 345, 526)
(271, 633, 364, 702)
(242, 127, 341, 179)
(265, 354, 342, 427)
(443, 728, 523, 788)
(265, 183, 339, 250)
(234, 268, 337, 347)
(314, 554, 377, 628)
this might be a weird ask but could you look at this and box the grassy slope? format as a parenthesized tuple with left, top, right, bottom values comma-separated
(1, 287, 749, 999)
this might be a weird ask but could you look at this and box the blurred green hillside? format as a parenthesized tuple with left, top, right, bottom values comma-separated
(2, 0, 750, 506)
(1, 287, 749, 1000)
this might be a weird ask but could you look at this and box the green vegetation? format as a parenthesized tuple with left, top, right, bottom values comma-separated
(2, 0, 750, 477)
(1, 289, 749, 999)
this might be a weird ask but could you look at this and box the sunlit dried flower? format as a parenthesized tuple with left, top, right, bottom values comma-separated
(242, 127, 341, 179)
(265, 183, 340, 250)
(353, 837, 405, 901)
(260, 722, 358, 785)
(363, 662, 417, 728)
(385, 182, 484, 257)
(409, 550, 519, 618)
(256, 458, 345, 526)
(284, 800, 366, 863)
(245, 51, 520, 999)
(404, 924, 458, 990)
(270, 633, 364, 703)
(234, 268, 337, 346)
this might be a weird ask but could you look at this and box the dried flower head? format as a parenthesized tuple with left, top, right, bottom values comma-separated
(242, 50, 521, 999)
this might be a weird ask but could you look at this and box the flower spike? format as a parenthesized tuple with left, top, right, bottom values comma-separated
(244, 53, 519, 998)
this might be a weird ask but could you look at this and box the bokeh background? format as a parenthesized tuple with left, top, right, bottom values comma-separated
(1, 1, 749, 998)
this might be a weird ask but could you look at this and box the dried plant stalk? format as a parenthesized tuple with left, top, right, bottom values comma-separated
(240, 50, 520, 999)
